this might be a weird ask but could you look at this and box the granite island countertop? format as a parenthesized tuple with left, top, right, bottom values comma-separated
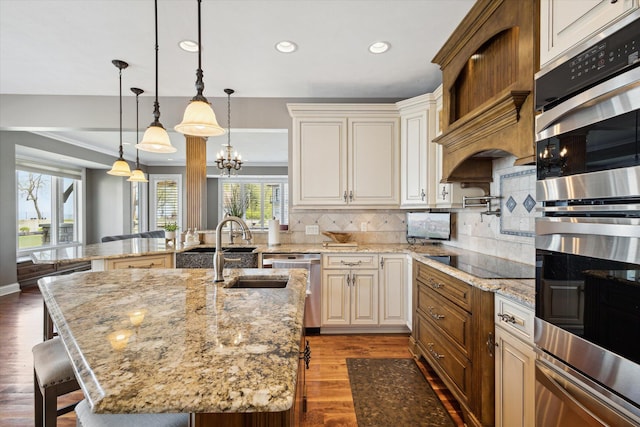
(32, 240, 535, 307)
(38, 268, 308, 415)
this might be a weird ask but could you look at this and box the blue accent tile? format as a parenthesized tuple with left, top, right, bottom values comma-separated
(523, 194, 536, 212)
(506, 196, 517, 213)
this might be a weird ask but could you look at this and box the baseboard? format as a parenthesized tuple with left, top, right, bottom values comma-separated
(0, 282, 20, 297)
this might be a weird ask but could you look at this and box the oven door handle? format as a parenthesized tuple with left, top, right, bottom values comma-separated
(536, 67, 640, 140)
(536, 359, 608, 426)
(536, 217, 640, 238)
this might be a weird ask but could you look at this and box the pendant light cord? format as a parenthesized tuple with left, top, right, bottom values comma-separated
(227, 91, 231, 146)
(193, 0, 206, 101)
(119, 66, 124, 159)
(151, 0, 163, 127)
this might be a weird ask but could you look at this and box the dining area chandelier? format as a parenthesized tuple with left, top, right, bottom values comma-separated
(215, 88, 243, 176)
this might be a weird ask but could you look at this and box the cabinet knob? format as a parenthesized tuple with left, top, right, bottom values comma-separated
(440, 186, 449, 200)
(343, 191, 348, 202)
(421, 189, 426, 201)
(349, 190, 354, 201)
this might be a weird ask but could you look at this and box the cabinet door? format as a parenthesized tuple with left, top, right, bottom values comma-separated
(400, 110, 429, 207)
(379, 255, 407, 325)
(495, 327, 535, 427)
(292, 118, 348, 206)
(351, 269, 379, 325)
(349, 118, 400, 206)
(321, 270, 350, 326)
(540, 0, 638, 67)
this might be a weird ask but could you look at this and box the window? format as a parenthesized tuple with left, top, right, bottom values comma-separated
(16, 162, 83, 254)
(131, 181, 148, 233)
(218, 177, 288, 229)
(150, 174, 182, 231)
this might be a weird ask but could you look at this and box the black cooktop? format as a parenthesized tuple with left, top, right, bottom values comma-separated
(424, 253, 535, 280)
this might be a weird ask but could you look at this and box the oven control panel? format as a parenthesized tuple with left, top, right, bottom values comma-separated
(536, 17, 640, 111)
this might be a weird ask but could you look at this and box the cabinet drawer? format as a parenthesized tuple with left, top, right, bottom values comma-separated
(416, 262, 471, 311)
(105, 254, 173, 270)
(495, 294, 534, 343)
(416, 314, 471, 401)
(418, 284, 472, 358)
(323, 253, 379, 269)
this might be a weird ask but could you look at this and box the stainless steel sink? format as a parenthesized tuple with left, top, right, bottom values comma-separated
(226, 275, 289, 288)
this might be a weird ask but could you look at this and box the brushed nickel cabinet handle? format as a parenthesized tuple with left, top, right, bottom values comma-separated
(427, 342, 444, 359)
(428, 306, 445, 320)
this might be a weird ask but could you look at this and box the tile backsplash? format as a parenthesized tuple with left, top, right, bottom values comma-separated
(261, 156, 538, 265)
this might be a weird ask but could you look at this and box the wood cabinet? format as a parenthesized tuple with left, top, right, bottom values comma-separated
(95, 253, 174, 271)
(431, 85, 484, 208)
(17, 259, 91, 289)
(288, 104, 400, 209)
(494, 294, 535, 427)
(410, 260, 495, 427)
(540, 0, 639, 68)
(378, 254, 407, 326)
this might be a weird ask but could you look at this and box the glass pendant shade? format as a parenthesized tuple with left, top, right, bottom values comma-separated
(107, 159, 132, 176)
(175, 100, 226, 137)
(127, 168, 148, 182)
(137, 124, 176, 153)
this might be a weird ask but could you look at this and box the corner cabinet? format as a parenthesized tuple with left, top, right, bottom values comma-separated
(494, 294, 535, 427)
(288, 104, 400, 209)
(397, 94, 436, 208)
(410, 260, 495, 427)
(540, 0, 639, 68)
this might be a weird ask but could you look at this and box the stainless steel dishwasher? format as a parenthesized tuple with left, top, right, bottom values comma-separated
(262, 253, 321, 332)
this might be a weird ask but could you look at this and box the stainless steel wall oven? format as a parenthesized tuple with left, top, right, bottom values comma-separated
(534, 13, 640, 427)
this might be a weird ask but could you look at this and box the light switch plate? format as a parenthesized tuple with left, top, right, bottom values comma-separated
(305, 225, 319, 235)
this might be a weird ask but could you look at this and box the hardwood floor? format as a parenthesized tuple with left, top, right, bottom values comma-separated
(1, 287, 463, 426)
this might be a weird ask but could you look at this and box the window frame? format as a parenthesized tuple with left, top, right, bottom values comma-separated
(15, 160, 85, 257)
(149, 174, 182, 232)
(217, 176, 288, 230)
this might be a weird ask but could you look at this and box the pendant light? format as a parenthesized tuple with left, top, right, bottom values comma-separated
(136, 0, 176, 153)
(215, 88, 243, 176)
(174, 0, 225, 137)
(107, 59, 132, 177)
(128, 88, 149, 182)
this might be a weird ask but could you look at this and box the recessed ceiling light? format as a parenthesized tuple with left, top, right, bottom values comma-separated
(275, 40, 297, 53)
(179, 40, 199, 53)
(369, 41, 390, 54)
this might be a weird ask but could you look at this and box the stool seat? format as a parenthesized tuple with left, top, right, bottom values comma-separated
(33, 337, 81, 427)
(75, 400, 189, 427)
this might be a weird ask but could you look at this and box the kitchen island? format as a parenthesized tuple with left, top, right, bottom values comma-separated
(38, 267, 308, 426)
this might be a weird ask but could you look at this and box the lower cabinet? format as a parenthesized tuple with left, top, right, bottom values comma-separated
(494, 294, 535, 427)
(93, 253, 175, 271)
(321, 253, 408, 333)
(410, 260, 494, 427)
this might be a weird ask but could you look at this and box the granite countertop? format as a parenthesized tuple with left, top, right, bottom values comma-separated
(32, 240, 535, 307)
(38, 268, 308, 414)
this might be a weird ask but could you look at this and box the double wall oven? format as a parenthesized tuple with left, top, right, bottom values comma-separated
(534, 13, 640, 426)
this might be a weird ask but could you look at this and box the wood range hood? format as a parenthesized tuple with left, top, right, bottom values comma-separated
(432, 0, 538, 191)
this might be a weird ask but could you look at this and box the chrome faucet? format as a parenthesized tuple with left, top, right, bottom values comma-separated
(214, 216, 253, 282)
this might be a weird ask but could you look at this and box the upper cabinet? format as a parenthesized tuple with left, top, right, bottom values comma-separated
(288, 104, 400, 209)
(431, 0, 538, 190)
(397, 94, 436, 208)
(540, 0, 639, 68)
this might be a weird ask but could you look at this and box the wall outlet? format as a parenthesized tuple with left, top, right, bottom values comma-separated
(305, 225, 319, 235)
(360, 222, 368, 232)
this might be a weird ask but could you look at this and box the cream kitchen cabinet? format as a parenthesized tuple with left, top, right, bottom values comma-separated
(540, 0, 639, 68)
(397, 94, 436, 208)
(288, 104, 400, 208)
(431, 85, 484, 208)
(321, 253, 379, 328)
(494, 294, 535, 427)
(378, 254, 408, 328)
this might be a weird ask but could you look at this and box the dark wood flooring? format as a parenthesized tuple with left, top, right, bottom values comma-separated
(0, 286, 463, 426)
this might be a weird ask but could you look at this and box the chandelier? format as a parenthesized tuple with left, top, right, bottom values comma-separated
(215, 88, 243, 176)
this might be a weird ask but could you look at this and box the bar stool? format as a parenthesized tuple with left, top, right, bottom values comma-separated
(33, 337, 81, 427)
(75, 400, 189, 427)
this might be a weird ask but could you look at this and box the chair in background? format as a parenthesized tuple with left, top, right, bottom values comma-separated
(101, 230, 165, 242)
(75, 400, 189, 427)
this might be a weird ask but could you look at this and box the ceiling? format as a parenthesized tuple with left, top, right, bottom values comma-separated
(0, 0, 475, 168)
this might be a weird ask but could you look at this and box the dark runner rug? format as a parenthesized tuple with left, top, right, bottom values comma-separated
(346, 358, 455, 427)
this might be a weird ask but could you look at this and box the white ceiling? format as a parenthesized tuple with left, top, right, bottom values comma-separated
(0, 0, 474, 167)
